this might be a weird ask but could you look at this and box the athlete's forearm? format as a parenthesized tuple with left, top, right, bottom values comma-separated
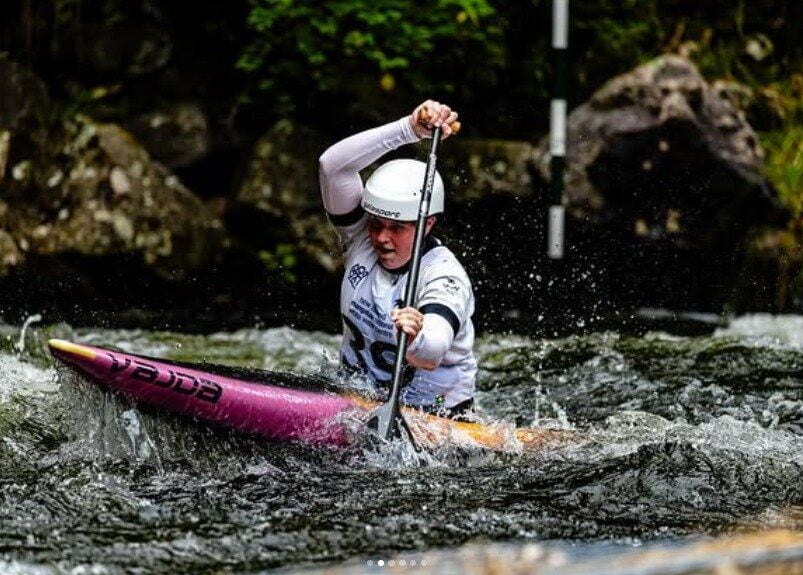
(318, 117, 419, 215)
(406, 313, 454, 370)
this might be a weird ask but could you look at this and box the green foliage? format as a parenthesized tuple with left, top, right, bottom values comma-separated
(49, 82, 123, 125)
(570, 1, 664, 90)
(752, 73, 803, 218)
(762, 125, 803, 217)
(259, 243, 298, 283)
(238, 0, 504, 114)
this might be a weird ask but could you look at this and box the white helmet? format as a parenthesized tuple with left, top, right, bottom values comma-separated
(362, 159, 444, 221)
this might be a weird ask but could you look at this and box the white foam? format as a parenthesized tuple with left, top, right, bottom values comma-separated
(715, 314, 803, 349)
(0, 355, 58, 402)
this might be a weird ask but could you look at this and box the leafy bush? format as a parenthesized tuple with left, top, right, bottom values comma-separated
(762, 125, 803, 217)
(237, 0, 504, 117)
(259, 243, 298, 283)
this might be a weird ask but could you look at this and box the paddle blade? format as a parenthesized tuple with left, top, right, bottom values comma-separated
(365, 400, 399, 440)
(365, 404, 423, 458)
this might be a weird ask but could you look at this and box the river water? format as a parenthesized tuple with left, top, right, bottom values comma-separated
(0, 315, 800, 573)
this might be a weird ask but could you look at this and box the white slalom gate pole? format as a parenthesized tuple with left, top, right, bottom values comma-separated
(548, 0, 568, 259)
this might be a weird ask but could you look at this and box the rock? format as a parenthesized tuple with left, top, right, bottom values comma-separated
(0, 54, 49, 134)
(0, 73, 282, 328)
(0, 131, 10, 179)
(0, 60, 326, 329)
(233, 120, 339, 272)
(0, 229, 21, 271)
(237, 120, 324, 214)
(125, 103, 210, 168)
(79, 22, 172, 76)
(0, 111, 227, 279)
(712, 81, 793, 132)
(530, 55, 789, 312)
(436, 139, 537, 204)
(539, 55, 775, 223)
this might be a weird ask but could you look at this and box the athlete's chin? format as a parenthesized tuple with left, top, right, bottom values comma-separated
(378, 256, 406, 270)
(374, 249, 396, 263)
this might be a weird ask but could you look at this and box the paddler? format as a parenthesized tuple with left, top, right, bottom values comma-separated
(319, 100, 477, 419)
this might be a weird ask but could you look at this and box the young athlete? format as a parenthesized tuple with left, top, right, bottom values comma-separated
(319, 100, 477, 418)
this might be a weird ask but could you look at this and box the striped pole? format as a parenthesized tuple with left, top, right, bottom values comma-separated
(547, 0, 568, 259)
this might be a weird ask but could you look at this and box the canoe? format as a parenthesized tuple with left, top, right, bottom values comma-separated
(48, 339, 573, 452)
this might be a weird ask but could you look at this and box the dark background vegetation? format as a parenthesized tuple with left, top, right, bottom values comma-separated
(4, 1, 801, 201)
(0, 0, 801, 332)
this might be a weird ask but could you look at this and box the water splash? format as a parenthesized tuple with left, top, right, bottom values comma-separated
(715, 313, 803, 349)
(15, 313, 42, 356)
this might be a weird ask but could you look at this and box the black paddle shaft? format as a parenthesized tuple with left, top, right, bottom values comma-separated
(367, 126, 443, 440)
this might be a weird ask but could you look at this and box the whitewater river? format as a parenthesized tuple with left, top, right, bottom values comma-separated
(0, 315, 800, 573)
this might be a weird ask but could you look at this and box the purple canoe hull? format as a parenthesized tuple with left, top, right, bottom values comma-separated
(49, 339, 357, 446)
(49, 339, 578, 452)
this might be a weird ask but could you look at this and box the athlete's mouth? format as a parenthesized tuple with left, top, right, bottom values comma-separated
(375, 246, 394, 256)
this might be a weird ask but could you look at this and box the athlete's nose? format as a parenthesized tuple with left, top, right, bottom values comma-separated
(375, 225, 392, 244)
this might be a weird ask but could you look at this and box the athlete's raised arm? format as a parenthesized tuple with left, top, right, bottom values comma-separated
(318, 100, 458, 218)
(318, 118, 417, 218)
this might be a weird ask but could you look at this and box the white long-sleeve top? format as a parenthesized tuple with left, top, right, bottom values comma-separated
(319, 117, 477, 409)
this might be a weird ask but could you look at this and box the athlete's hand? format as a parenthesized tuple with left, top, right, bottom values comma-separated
(410, 100, 459, 140)
(391, 307, 424, 341)
(392, 307, 439, 371)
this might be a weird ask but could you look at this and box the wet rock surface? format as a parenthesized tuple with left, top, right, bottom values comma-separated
(0, 59, 299, 328)
(548, 55, 775, 221)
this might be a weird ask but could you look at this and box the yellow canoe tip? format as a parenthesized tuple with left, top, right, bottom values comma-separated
(48, 339, 96, 360)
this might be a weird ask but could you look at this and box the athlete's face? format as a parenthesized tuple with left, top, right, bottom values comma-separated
(367, 215, 436, 270)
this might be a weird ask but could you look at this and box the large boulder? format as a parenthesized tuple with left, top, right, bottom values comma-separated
(539, 55, 779, 229)
(530, 55, 789, 312)
(124, 102, 210, 168)
(0, 59, 260, 325)
(2, 115, 226, 278)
